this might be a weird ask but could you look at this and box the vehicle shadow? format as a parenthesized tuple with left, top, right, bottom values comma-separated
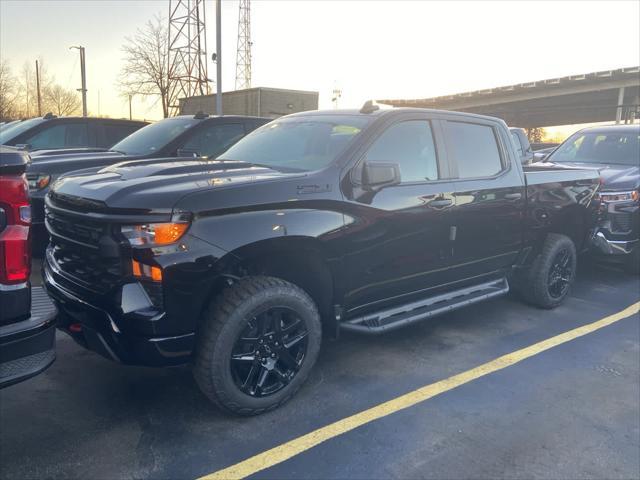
(2, 258, 637, 479)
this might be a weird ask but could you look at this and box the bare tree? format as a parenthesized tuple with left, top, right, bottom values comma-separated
(17, 59, 55, 118)
(118, 15, 171, 118)
(525, 127, 545, 144)
(44, 84, 81, 116)
(0, 61, 20, 120)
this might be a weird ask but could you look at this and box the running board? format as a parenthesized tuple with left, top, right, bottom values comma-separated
(340, 278, 510, 335)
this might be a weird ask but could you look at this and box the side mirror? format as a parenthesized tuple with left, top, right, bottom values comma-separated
(533, 152, 548, 163)
(362, 162, 401, 188)
(177, 148, 200, 158)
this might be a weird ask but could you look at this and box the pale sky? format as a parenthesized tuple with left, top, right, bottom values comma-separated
(1, 0, 639, 129)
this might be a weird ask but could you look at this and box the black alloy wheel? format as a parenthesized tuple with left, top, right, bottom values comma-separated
(193, 276, 322, 415)
(514, 233, 576, 309)
(547, 248, 573, 299)
(230, 307, 309, 397)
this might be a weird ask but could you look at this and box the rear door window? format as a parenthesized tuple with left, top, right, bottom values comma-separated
(103, 123, 141, 147)
(25, 122, 89, 149)
(445, 122, 503, 178)
(180, 123, 246, 158)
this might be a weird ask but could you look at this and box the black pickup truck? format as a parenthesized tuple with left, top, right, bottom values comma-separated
(43, 105, 600, 415)
(27, 114, 270, 252)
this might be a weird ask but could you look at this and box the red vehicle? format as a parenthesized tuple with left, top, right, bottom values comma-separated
(0, 146, 56, 388)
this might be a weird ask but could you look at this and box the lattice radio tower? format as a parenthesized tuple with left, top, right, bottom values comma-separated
(235, 0, 252, 90)
(167, 0, 210, 115)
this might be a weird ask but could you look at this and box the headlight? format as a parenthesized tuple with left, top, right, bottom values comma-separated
(597, 190, 639, 203)
(27, 174, 51, 191)
(121, 222, 189, 246)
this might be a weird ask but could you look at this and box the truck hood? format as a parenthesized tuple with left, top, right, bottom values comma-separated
(549, 161, 639, 191)
(28, 151, 126, 175)
(49, 158, 295, 212)
(29, 147, 112, 158)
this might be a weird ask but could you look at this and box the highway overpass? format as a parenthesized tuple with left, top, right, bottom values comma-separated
(378, 67, 640, 128)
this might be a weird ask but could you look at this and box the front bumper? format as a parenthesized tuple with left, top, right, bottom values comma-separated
(590, 198, 639, 258)
(0, 286, 57, 388)
(43, 253, 195, 367)
(591, 231, 639, 256)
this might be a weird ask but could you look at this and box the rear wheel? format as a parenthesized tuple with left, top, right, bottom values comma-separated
(193, 276, 322, 416)
(517, 233, 576, 309)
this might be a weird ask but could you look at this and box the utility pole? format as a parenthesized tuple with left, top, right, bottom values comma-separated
(128, 94, 133, 120)
(216, 0, 222, 115)
(35, 60, 42, 117)
(25, 69, 30, 117)
(70, 46, 88, 116)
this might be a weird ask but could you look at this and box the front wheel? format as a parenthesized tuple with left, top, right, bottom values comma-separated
(193, 276, 322, 416)
(516, 233, 577, 309)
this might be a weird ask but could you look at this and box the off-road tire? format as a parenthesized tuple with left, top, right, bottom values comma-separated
(517, 233, 577, 309)
(193, 276, 322, 416)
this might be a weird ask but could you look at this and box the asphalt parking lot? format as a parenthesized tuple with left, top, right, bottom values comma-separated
(1, 260, 638, 480)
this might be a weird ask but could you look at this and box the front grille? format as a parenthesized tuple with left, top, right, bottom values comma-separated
(46, 209, 104, 247)
(611, 212, 633, 233)
(46, 208, 123, 293)
(49, 243, 122, 293)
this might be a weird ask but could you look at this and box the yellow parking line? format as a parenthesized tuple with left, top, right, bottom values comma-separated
(199, 301, 640, 480)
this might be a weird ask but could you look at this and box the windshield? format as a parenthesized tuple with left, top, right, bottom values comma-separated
(0, 118, 45, 144)
(111, 117, 197, 155)
(219, 115, 370, 172)
(0, 120, 19, 131)
(548, 130, 640, 166)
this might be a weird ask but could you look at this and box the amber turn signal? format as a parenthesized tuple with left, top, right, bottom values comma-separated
(121, 222, 190, 246)
(132, 259, 163, 282)
(152, 223, 189, 244)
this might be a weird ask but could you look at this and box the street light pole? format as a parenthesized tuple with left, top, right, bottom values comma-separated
(70, 46, 88, 116)
(129, 94, 133, 120)
(35, 60, 42, 117)
(216, 0, 222, 115)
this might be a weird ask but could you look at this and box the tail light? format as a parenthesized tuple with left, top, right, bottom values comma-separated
(0, 174, 31, 284)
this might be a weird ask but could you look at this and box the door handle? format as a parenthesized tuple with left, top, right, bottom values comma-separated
(428, 198, 453, 208)
(504, 193, 522, 200)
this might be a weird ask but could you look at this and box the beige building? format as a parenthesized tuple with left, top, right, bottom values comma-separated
(179, 87, 319, 118)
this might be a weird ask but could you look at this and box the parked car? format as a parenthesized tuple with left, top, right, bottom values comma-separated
(533, 145, 557, 163)
(545, 124, 639, 272)
(0, 113, 148, 152)
(509, 127, 534, 164)
(43, 105, 600, 415)
(0, 146, 56, 388)
(27, 113, 271, 253)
